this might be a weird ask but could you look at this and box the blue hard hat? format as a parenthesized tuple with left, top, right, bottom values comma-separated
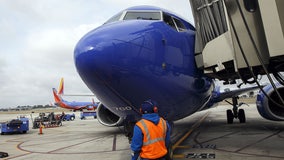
(140, 99, 158, 114)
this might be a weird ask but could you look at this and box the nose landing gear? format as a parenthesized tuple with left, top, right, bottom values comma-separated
(225, 96, 248, 124)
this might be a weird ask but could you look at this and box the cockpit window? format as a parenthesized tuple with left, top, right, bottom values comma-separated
(172, 17, 186, 32)
(163, 13, 176, 30)
(105, 12, 123, 24)
(163, 13, 187, 32)
(123, 11, 161, 20)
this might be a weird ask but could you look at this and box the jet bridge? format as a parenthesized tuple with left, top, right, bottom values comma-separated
(189, 0, 284, 84)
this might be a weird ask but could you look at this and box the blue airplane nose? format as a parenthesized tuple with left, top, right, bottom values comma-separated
(73, 6, 215, 122)
(74, 21, 162, 107)
(74, 26, 116, 79)
(74, 27, 116, 94)
(74, 20, 204, 120)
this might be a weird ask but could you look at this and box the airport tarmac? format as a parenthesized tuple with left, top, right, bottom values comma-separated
(172, 105, 284, 160)
(0, 104, 284, 160)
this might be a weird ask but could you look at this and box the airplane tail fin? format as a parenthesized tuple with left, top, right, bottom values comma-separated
(57, 77, 64, 95)
(53, 88, 62, 103)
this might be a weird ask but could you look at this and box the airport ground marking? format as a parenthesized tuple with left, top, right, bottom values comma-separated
(16, 142, 31, 153)
(172, 112, 210, 158)
(235, 130, 282, 152)
(112, 134, 117, 151)
(4, 152, 32, 160)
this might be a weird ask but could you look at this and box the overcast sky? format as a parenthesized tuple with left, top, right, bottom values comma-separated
(0, 0, 194, 108)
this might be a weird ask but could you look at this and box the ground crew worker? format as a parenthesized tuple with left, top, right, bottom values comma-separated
(131, 99, 171, 160)
(60, 111, 65, 120)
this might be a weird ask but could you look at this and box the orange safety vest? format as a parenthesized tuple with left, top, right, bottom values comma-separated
(136, 117, 167, 159)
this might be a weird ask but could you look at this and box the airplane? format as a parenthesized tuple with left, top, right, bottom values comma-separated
(52, 78, 99, 112)
(73, 6, 284, 135)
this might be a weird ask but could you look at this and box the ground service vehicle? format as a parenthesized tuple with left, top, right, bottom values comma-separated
(32, 112, 62, 129)
(0, 117, 29, 135)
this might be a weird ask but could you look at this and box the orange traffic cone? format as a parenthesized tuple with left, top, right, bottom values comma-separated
(38, 123, 43, 135)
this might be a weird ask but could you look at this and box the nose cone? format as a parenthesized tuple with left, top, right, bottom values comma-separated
(75, 30, 112, 76)
(74, 21, 159, 106)
(74, 25, 115, 75)
(74, 20, 174, 120)
(74, 26, 116, 97)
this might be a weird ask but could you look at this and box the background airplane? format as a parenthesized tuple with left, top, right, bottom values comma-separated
(73, 6, 283, 135)
(52, 78, 99, 112)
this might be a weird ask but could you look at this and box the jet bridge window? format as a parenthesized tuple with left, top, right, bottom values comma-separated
(123, 11, 161, 20)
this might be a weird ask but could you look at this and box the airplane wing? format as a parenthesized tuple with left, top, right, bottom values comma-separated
(212, 85, 262, 103)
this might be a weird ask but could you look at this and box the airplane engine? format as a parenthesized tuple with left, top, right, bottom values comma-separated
(96, 103, 124, 127)
(256, 83, 284, 121)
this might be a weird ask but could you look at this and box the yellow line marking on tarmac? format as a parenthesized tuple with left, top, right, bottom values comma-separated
(173, 154, 186, 159)
(172, 112, 210, 159)
(175, 145, 191, 149)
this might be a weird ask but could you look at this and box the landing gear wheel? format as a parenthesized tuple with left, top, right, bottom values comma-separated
(225, 96, 248, 124)
(238, 109, 246, 123)
(226, 109, 234, 124)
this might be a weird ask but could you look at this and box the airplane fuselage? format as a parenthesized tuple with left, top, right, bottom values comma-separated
(74, 6, 214, 122)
